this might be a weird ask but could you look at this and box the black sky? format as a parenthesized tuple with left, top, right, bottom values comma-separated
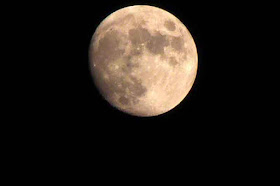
(35, 0, 257, 141)
(3, 0, 273, 178)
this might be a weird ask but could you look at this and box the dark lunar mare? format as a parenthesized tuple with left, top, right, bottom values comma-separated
(93, 29, 147, 107)
(94, 29, 125, 65)
(129, 26, 169, 56)
(92, 19, 188, 107)
(171, 36, 184, 52)
(164, 20, 176, 31)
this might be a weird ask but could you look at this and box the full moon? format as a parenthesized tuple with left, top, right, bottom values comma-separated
(89, 5, 198, 117)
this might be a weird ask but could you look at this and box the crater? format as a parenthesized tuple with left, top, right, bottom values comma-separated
(146, 32, 169, 55)
(171, 36, 184, 52)
(169, 56, 179, 67)
(164, 20, 176, 31)
(119, 96, 129, 105)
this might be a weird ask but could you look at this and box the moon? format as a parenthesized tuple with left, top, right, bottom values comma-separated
(89, 5, 198, 117)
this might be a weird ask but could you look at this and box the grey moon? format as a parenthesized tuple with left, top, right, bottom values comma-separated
(89, 5, 198, 117)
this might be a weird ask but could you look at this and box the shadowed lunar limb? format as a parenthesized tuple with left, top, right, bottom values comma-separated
(89, 5, 198, 117)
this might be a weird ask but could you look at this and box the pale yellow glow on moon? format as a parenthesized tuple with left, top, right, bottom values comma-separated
(89, 5, 198, 117)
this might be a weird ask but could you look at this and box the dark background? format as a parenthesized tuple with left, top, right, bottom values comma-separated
(1, 1, 275, 182)
(6, 0, 274, 180)
(30, 0, 259, 143)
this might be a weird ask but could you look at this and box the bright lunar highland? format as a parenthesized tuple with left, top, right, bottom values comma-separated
(89, 5, 198, 117)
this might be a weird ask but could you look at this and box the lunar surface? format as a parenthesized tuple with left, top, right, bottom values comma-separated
(89, 5, 198, 117)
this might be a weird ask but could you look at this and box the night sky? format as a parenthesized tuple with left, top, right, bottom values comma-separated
(6, 1, 271, 179)
(38, 0, 255, 142)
